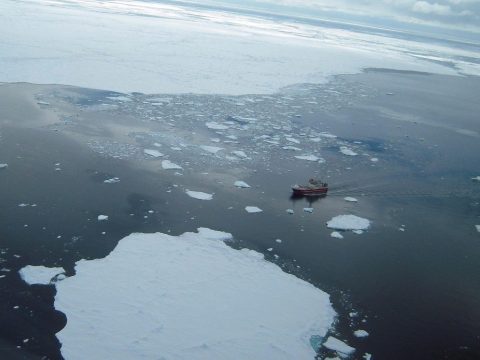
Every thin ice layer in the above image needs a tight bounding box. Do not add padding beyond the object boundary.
[54,228,335,359]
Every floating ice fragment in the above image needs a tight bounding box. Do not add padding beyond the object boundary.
[186,190,213,200]
[475,225,480,233]
[205,121,229,130]
[319,132,337,139]
[275,239,282,243]
[330,231,344,239]
[286,137,300,144]
[245,206,262,213]
[472,176,480,182]
[286,209,294,214]
[37,101,50,105]
[234,181,250,188]
[303,208,314,213]
[144,149,164,157]
[104,177,120,184]
[161,160,182,170]
[340,146,358,156]
[364,353,372,360]
[232,150,248,159]
[344,197,358,202]
[352,230,364,235]
[200,145,223,154]
[354,329,369,337]
[327,215,370,231]
[282,146,301,151]
[370,157,379,162]
[19,265,65,285]
[0,164,8,169]
[295,154,319,161]
[323,336,355,355]
[98,215,108,221]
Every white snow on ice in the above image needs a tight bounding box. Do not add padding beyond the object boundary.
[0,0,471,95]
[330,232,344,239]
[161,160,182,170]
[186,190,213,200]
[245,206,263,213]
[234,181,251,188]
[354,329,369,338]
[323,336,355,355]
[54,228,335,359]
[327,215,371,231]
[97,215,108,221]
[19,265,65,285]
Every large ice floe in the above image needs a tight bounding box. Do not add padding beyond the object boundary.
[327,215,371,231]
[19,265,65,285]
[54,228,336,359]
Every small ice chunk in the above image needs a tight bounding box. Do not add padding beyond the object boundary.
[472,176,480,182]
[475,225,480,233]
[19,265,65,285]
[354,329,369,337]
[200,145,223,154]
[286,209,294,214]
[295,155,319,161]
[245,206,262,213]
[282,146,301,151]
[186,190,213,201]
[352,230,364,235]
[0,163,8,169]
[234,181,251,188]
[286,137,300,144]
[144,149,164,158]
[340,146,358,156]
[104,177,120,184]
[205,121,229,130]
[153,142,162,147]
[98,215,109,221]
[370,157,379,162]
[323,336,355,355]
[364,353,372,360]
[267,247,273,252]
[344,197,358,202]
[162,160,182,170]
[330,231,344,239]
[303,208,313,213]
[37,101,50,105]
[327,215,370,231]
[196,227,233,242]
[232,150,248,159]
[275,239,282,243]
[18,203,29,207]
[319,132,337,139]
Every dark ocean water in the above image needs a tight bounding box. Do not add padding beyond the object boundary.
[0,71,479,359]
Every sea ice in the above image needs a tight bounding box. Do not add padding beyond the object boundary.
[344,197,358,202]
[354,329,369,337]
[330,231,344,239]
[327,215,371,231]
[97,215,108,221]
[104,177,120,184]
[286,209,294,214]
[200,145,223,154]
[370,157,379,162]
[54,228,335,359]
[303,208,314,213]
[340,146,358,156]
[472,176,480,182]
[286,137,300,144]
[475,225,480,233]
[245,206,263,213]
[282,146,301,151]
[234,181,251,188]
[185,190,213,200]
[161,160,182,170]
[205,122,229,130]
[0,163,8,169]
[323,336,355,355]
[232,150,248,159]
[19,265,65,285]
[295,155,320,161]
[144,149,164,158]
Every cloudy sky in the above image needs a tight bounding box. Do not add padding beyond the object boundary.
[191,0,480,41]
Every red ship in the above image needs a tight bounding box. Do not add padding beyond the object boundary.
[292,178,328,196]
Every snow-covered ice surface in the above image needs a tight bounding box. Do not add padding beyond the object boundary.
[54,228,336,359]
[234,181,250,188]
[245,206,263,213]
[143,149,164,158]
[330,231,344,239]
[354,329,369,338]
[97,215,108,221]
[161,160,182,170]
[327,215,371,231]
[19,265,65,285]
[185,190,213,200]
[322,336,356,356]
[339,146,358,156]
[0,0,476,95]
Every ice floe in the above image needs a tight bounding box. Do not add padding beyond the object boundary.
[19,265,65,285]
[344,197,358,202]
[282,145,301,151]
[161,160,182,170]
[330,231,344,239]
[54,228,335,359]
[245,206,263,213]
[340,146,358,156]
[475,225,480,233]
[144,149,164,158]
[205,121,229,130]
[295,154,320,162]
[370,157,379,162]
[232,150,248,159]
[286,209,294,214]
[234,181,250,188]
[322,336,355,356]
[200,145,223,154]
[354,329,369,337]
[472,176,480,182]
[303,208,314,213]
[97,215,108,221]
[185,190,213,200]
[0,163,8,169]
[327,215,371,231]
[104,177,120,184]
